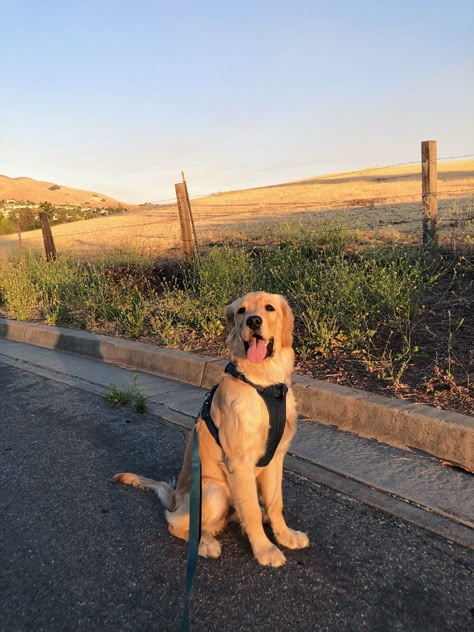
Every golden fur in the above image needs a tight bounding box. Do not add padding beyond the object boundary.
[113,291,309,566]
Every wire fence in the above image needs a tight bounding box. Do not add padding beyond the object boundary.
[9,200,473,243]
[1,150,473,259]
[147,152,474,202]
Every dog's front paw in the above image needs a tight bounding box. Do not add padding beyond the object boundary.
[254,543,286,567]
[275,528,310,550]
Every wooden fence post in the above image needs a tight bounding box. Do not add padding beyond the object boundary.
[175,180,196,261]
[421,140,438,261]
[181,172,199,260]
[16,223,25,262]
[39,212,57,261]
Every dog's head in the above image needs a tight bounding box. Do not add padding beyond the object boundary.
[225,292,294,363]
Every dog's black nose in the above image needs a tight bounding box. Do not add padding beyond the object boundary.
[246,315,262,330]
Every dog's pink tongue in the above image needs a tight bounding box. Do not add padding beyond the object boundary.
[247,338,268,363]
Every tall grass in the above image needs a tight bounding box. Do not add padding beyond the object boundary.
[0,224,439,385]
[0,259,38,320]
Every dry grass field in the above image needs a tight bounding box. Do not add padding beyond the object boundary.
[0,160,473,259]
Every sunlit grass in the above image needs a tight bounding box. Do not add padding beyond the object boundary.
[0,218,446,386]
[104,376,147,414]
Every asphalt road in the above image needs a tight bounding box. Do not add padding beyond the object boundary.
[1,363,473,632]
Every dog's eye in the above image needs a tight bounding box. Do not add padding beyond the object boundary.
[265,304,275,312]
[237,307,245,314]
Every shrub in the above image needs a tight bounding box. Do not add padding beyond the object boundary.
[189,245,258,313]
[0,260,38,320]
[78,262,154,338]
[0,216,16,235]
[26,256,84,325]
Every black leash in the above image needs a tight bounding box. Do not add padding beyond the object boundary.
[180,425,201,632]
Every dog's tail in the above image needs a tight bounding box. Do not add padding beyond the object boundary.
[112,472,176,511]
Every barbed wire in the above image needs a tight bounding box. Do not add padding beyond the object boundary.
[143,153,474,203]
[438,153,474,161]
[13,219,179,242]
[192,211,474,234]
[4,213,472,257]
[192,188,474,211]
[303,153,474,181]
[4,186,473,243]
[1,152,473,252]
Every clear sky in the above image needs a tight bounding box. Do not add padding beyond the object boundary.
[2,0,473,203]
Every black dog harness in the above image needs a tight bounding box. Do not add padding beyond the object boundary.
[199,362,288,467]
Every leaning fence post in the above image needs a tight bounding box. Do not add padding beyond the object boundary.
[39,212,57,261]
[175,178,197,261]
[181,172,200,260]
[16,223,25,262]
[421,140,438,262]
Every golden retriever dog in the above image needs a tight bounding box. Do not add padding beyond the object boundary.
[113,291,309,567]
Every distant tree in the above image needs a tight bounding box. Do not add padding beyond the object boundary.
[0,216,16,235]
[39,201,55,214]
[17,207,39,231]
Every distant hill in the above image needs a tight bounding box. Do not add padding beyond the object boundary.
[0,174,123,207]
[189,159,474,214]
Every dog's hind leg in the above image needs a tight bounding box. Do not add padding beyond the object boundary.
[167,480,228,558]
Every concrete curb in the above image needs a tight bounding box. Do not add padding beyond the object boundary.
[1,318,473,471]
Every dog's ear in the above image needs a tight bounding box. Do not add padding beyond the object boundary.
[225,299,238,331]
[279,296,294,348]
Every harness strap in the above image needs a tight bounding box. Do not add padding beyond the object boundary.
[224,361,265,393]
[255,381,287,466]
[200,384,221,447]
[200,362,288,467]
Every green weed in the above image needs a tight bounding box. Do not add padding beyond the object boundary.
[134,392,147,414]
[28,256,84,325]
[78,262,154,337]
[104,376,147,414]
[0,223,445,388]
[0,259,38,320]
[189,245,258,312]
[105,383,134,406]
